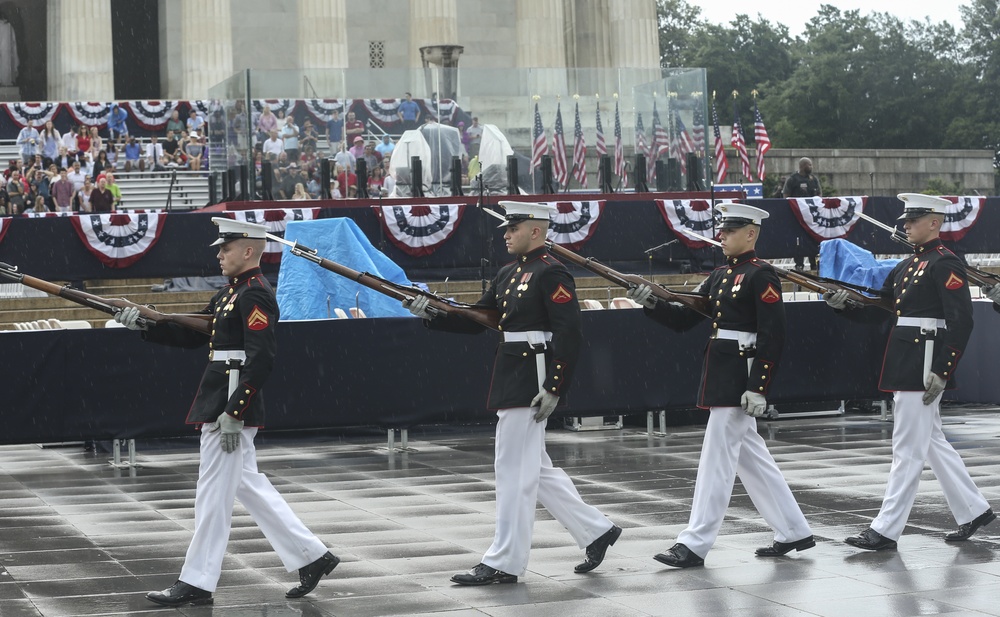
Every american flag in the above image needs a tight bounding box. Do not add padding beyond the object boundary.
[530,102,547,174]
[651,102,670,165]
[552,103,568,188]
[674,110,696,160]
[731,101,753,182]
[634,112,649,162]
[613,99,626,187]
[595,101,606,157]
[691,103,706,152]
[572,102,587,187]
[711,100,728,184]
[753,101,771,181]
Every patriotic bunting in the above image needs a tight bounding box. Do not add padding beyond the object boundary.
[379,204,465,257]
[70,213,167,268]
[656,199,733,249]
[66,102,113,127]
[787,197,866,242]
[545,200,605,251]
[939,196,986,242]
[126,101,179,129]
[301,99,351,124]
[4,102,59,128]
[230,208,320,263]
[0,217,8,246]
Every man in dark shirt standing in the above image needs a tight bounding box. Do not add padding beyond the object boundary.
[783,157,822,270]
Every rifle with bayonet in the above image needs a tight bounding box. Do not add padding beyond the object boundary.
[675,227,894,312]
[543,240,711,317]
[267,234,500,331]
[0,262,212,333]
[856,210,1000,289]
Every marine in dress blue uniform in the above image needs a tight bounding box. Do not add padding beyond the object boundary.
[629,203,813,567]
[405,201,620,585]
[116,218,339,606]
[826,194,994,550]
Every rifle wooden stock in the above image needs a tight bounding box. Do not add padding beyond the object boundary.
[283,244,500,331]
[0,262,211,334]
[545,241,711,317]
[771,265,893,312]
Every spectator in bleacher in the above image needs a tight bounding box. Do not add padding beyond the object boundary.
[87,127,103,161]
[3,159,16,181]
[60,126,78,160]
[257,106,278,141]
[67,160,87,192]
[104,172,122,209]
[40,121,61,165]
[300,119,318,152]
[186,109,205,133]
[252,150,263,175]
[51,168,74,212]
[362,141,380,172]
[167,151,187,169]
[76,126,91,161]
[144,134,164,171]
[375,135,394,158]
[30,168,51,210]
[91,150,112,181]
[280,116,300,163]
[277,163,298,200]
[368,166,384,195]
[0,192,8,216]
[185,131,204,171]
[291,182,310,200]
[54,146,73,171]
[107,103,128,142]
[89,176,114,212]
[105,141,119,170]
[465,117,483,156]
[163,129,179,157]
[329,178,342,199]
[166,109,185,135]
[333,141,355,174]
[5,168,25,213]
[349,135,365,159]
[262,130,283,160]
[382,167,395,196]
[326,109,343,154]
[335,163,357,199]
[75,177,94,212]
[122,136,140,172]
[26,195,47,214]
[299,144,317,172]
[344,111,364,145]
[306,172,321,198]
[397,92,421,132]
[16,120,39,165]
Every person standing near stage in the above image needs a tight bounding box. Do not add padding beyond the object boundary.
[404,201,621,585]
[115,218,339,606]
[628,203,813,568]
[825,193,994,551]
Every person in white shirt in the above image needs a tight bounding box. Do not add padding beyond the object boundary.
[66,160,87,192]
[262,130,284,159]
[145,135,165,171]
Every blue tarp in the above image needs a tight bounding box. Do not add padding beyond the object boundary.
[819,238,901,291]
[276,218,414,320]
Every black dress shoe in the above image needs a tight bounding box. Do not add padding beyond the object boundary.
[653,543,704,568]
[844,527,897,551]
[755,535,816,557]
[450,563,518,586]
[286,551,340,598]
[946,508,996,542]
[575,525,623,573]
[146,580,212,607]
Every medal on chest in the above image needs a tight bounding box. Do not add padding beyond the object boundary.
[516,271,533,292]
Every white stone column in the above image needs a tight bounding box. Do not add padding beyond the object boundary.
[180,0,233,100]
[566,0,615,97]
[516,0,567,95]
[409,0,459,68]
[298,0,347,96]
[47,0,114,101]
[609,0,660,69]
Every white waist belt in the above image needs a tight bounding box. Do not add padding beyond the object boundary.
[713,328,757,349]
[896,317,946,331]
[503,331,553,344]
[209,350,246,362]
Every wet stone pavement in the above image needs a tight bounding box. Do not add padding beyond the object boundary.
[1,408,999,617]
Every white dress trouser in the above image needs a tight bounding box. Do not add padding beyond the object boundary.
[179,425,329,592]
[481,407,613,577]
[676,407,812,558]
[870,391,990,540]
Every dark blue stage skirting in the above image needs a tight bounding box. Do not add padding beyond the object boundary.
[2,196,999,282]
[3,302,999,444]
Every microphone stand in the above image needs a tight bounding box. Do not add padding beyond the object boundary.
[645,238,679,279]
[477,175,488,293]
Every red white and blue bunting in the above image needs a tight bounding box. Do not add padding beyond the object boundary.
[4,102,59,128]
[229,208,320,263]
[65,102,114,127]
[940,196,985,242]
[545,200,605,251]
[788,196,866,242]
[655,199,733,249]
[252,99,296,117]
[360,99,404,124]
[189,100,216,118]
[126,101,179,129]
[302,99,351,124]
[0,217,8,246]
[379,204,465,257]
[70,213,167,268]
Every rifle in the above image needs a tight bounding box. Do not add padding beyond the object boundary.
[267,234,500,331]
[544,240,711,317]
[675,228,893,312]
[856,211,1000,289]
[0,262,212,333]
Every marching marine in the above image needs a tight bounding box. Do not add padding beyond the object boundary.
[629,203,814,568]
[825,194,994,550]
[405,201,621,585]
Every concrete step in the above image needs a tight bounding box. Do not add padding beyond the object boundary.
[1,301,209,324]
[4,291,215,311]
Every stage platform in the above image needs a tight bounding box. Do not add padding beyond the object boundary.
[0,409,998,616]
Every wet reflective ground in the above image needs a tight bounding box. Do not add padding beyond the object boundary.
[1,409,998,616]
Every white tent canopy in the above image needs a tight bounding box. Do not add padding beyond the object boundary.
[387,130,433,197]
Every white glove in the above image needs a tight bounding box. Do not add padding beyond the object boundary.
[823,289,849,310]
[114,306,147,330]
[984,285,1000,305]
[923,372,946,405]
[403,295,434,319]
[740,390,767,417]
[530,390,560,423]
[627,284,658,309]
[217,412,244,453]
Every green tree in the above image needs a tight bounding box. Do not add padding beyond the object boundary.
[656,0,704,67]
